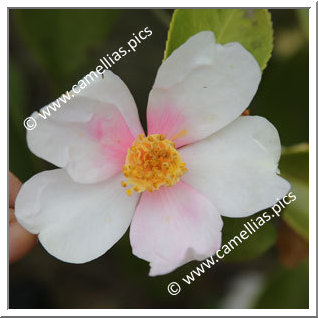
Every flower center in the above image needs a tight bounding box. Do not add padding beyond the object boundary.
[122,134,187,196]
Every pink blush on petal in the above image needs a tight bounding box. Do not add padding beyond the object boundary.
[147,104,185,137]
[86,108,135,167]
[147,105,190,148]
[129,180,223,276]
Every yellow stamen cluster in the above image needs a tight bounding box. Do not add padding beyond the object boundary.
[122,134,187,195]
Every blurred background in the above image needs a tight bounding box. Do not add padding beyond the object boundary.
[9,9,309,309]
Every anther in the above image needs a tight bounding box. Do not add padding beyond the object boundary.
[122,134,187,195]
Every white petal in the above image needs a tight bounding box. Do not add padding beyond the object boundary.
[147,31,261,148]
[180,116,291,218]
[75,71,143,137]
[15,169,139,263]
[27,71,143,184]
[130,181,223,276]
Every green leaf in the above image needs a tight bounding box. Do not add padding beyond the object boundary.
[164,9,273,71]
[13,9,119,91]
[221,211,277,262]
[254,260,309,309]
[279,144,309,240]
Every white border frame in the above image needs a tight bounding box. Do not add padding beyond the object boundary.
[3,1,316,316]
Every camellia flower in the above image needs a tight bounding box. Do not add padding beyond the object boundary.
[15,31,290,276]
